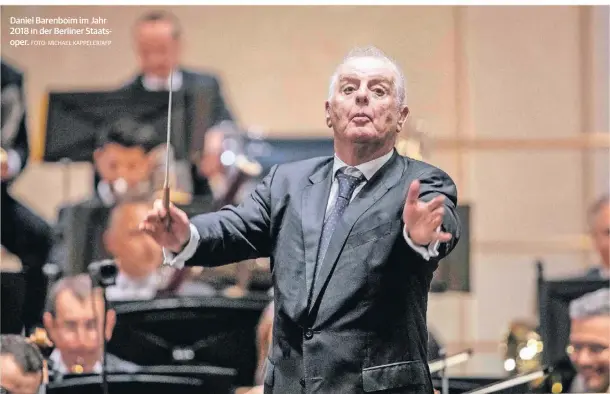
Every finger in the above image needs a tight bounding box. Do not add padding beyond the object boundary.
[405,180,420,206]
[433,231,452,242]
[425,195,445,212]
[430,206,444,218]
[169,204,188,223]
[153,199,166,217]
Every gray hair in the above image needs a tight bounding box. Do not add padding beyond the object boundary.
[45,274,95,316]
[328,45,406,107]
[0,334,44,374]
[569,288,610,319]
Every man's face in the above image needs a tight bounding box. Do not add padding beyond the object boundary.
[325,56,408,151]
[0,355,41,394]
[569,316,610,392]
[134,20,179,79]
[105,204,162,279]
[94,143,151,190]
[591,204,610,269]
[43,290,115,373]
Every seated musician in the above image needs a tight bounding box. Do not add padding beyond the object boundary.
[197,128,261,298]
[586,194,609,279]
[566,288,609,393]
[47,118,178,276]
[104,199,215,301]
[0,334,45,394]
[42,274,138,379]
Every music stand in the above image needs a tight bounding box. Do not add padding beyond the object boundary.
[43,89,190,163]
[537,273,609,366]
[46,373,206,394]
[107,296,270,387]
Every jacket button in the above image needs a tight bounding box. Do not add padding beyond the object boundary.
[299,378,305,387]
[304,328,314,340]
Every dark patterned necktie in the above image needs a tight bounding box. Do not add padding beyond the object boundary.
[313,166,365,284]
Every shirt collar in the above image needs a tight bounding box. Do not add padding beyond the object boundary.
[49,349,102,375]
[332,149,394,181]
[142,70,183,91]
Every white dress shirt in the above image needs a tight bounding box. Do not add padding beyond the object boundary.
[49,349,102,375]
[105,271,159,301]
[141,70,183,92]
[164,150,441,268]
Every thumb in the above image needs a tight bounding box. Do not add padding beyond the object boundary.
[406,180,420,206]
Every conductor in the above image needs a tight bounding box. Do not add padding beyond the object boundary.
[141,46,461,394]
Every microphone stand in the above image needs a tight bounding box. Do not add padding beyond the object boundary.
[428,349,473,394]
[88,260,117,394]
[439,349,448,394]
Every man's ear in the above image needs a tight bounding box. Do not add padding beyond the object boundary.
[105,309,116,341]
[396,105,410,133]
[325,101,332,128]
[102,228,114,256]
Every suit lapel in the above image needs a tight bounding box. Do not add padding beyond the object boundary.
[309,151,405,314]
[301,160,334,307]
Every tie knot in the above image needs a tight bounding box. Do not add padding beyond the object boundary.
[336,167,364,200]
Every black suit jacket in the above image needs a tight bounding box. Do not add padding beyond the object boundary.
[183,150,460,394]
[1,60,29,190]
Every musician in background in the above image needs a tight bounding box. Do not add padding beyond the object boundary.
[1,59,52,335]
[586,194,609,279]
[123,10,235,197]
[566,288,610,393]
[42,275,138,379]
[103,200,215,301]
[198,127,260,298]
[47,118,176,277]
[0,334,45,394]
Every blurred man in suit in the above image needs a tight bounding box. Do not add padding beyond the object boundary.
[141,46,460,394]
[0,334,45,394]
[586,194,609,279]
[42,275,138,379]
[1,60,52,335]
[124,10,235,197]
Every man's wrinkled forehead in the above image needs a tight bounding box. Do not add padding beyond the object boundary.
[336,57,397,85]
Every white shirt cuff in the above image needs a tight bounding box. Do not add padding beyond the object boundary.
[162,223,201,269]
[6,149,22,179]
[403,225,440,261]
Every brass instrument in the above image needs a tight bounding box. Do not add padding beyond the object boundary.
[395,117,427,160]
[500,320,544,377]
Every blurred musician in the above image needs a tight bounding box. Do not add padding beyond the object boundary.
[198,127,260,298]
[42,275,138,379]
[123,10,236,197]
[1,60,52,335]
[103,200,215,301]
[47,118,176,277]
[536,288,610,393]
[567,289,610,393]
[0,334,45,394]
[586,194,609,279]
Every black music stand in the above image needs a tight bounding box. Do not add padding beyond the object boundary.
[107,296,270,387]
[537,269,609,366]
[46,373,206,394]
[43,89,190,163]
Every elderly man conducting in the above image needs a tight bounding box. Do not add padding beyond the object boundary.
[566,288,610,393]
[141,46,461,394]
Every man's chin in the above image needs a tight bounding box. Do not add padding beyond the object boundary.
[584,376,609,393]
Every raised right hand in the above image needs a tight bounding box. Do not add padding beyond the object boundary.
[139,199,191,253]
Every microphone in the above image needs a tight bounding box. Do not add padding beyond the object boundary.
[88,259,118,288]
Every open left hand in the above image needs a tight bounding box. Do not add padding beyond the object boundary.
[403,179,452,246]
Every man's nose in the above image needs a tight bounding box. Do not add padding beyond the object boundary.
[575,349,595,366]
[355,86,369,105]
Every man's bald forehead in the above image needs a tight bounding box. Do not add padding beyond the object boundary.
[108,201,150,229]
